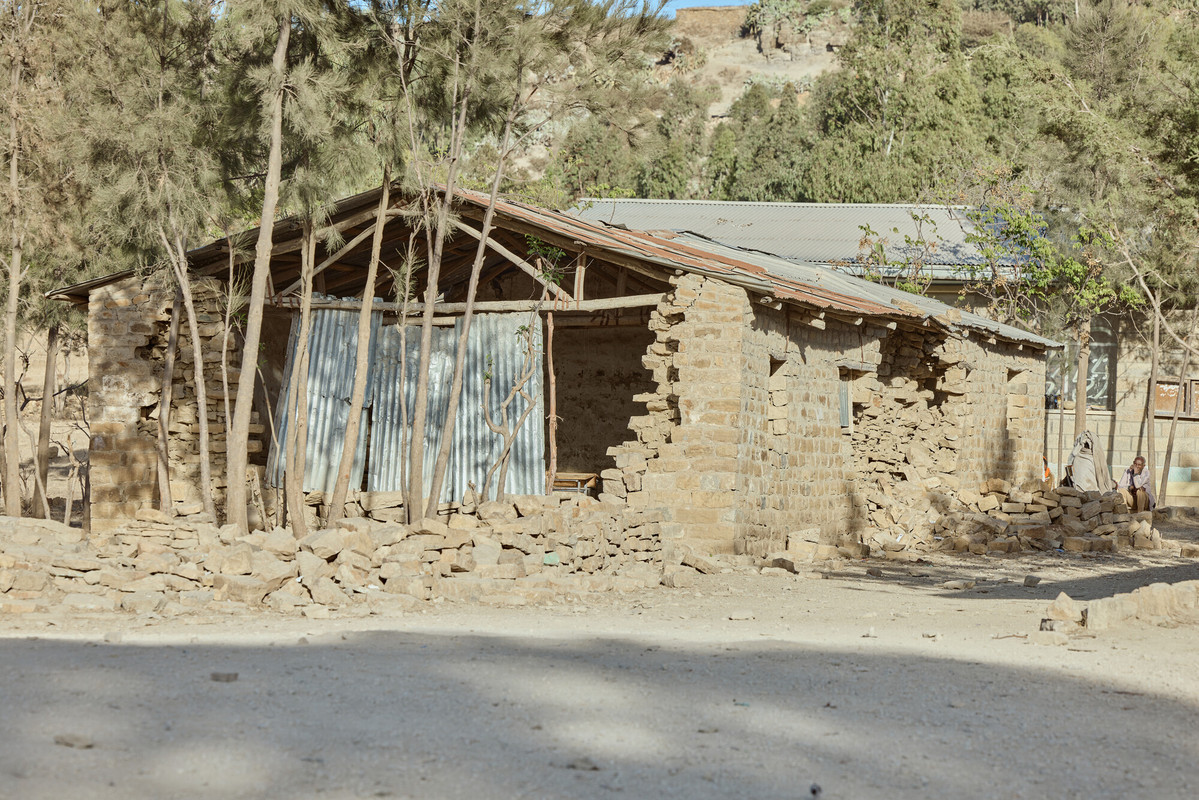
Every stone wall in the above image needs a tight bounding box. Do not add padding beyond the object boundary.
[607,275,862,554]
[846,325,1046,553]
[553,325,656,474]
[88,277,257,532]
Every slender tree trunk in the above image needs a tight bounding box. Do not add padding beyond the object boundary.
[226,14,290,532]
[220,229,235,454]
[284,223,316,538]
[396,240,415,519]
[1056,346,1066,481]
[31,322,57,518]
[406,151,468,519]
[1073,317,1091,438]
[424,90,520,519]
[1146,314,1159,491]
[1160,311,1199,506]
[4,43,24,517]
[406,20,478,523]
[170,237,216,519]
[156,296,182,514]
[327,177,390,523]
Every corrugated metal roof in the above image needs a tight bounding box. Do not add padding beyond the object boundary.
[673,234,1060,349]
[571,198,1000,276]
[49,185,1056,347]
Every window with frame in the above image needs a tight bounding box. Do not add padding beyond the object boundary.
[1045,317,1117,411]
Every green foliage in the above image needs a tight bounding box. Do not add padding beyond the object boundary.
[525,235,567,286]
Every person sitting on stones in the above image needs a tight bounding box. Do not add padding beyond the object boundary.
[1117,455,1156,512]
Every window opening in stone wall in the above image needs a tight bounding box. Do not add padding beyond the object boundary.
[838,375,851,431]
[1045,316,1117,411]
[768,357,788,444]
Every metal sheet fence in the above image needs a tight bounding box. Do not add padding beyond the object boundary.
[268,308,545,505]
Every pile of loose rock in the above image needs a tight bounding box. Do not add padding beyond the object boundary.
[1,495,690,617]
[856,476,1163,558]
[943,479,1161,554]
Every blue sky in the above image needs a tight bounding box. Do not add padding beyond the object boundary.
[662,0,755,18]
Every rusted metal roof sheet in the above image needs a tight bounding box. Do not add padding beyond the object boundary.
[49,184,1055,347]
[452,188,914,322]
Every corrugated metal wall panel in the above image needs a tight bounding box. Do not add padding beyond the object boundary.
[443,313,545,502]
[269,308,545,505]
[267,304,381,495]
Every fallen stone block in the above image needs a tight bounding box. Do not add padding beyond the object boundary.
[218,544,255,576]
[61,593,118,612]
[476,501,519,524]
[120,591,167,614]
[1046,591,1084,623]
[301,529,348,560]
[1084,594,1137,631]
[681,550,719,575]
[266,586,312,611]
[308,576,349,607]
[1029,630,1069,646]
[382,576,430,600]
[212,574,270,605]
[261,527,299,557]
[296,550,335,581]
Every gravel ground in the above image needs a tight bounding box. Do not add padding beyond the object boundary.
[2,530,1198,800]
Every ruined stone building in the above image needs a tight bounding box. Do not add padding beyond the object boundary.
[576,198,1199,508]
[52,187,1055,554]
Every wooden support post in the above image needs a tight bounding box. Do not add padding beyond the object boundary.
[546,310,557,495]
[574,254,587,307]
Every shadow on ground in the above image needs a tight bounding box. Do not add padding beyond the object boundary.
[0,627,1194,800]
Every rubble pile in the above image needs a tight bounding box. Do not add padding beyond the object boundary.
[0,495,677,617]
[855,477,1163,558]
[942,479,1162,554]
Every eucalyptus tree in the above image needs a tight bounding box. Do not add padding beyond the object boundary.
[220,1,379,531]
[797,0,985,202]
[1,0,88,517]
[351,1,669,521]
[69,0,230,518]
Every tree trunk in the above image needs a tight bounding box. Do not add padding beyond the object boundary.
[327,177,390,523]
[31,322,58,518]
[220,228,236,458]
[284,223,316,538]
[226,14,290,532]
[424,89,520,518]
[1160,311,1199,506]
[1145,313,1159,493]
[405,29,479,522]
[1073,317,1091,438]
[156,296,182,514]
[172,237,216,520]
[1056,348,1066,481]
[4,43,24,517]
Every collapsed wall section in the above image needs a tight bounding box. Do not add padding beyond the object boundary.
[847,324,1049,554]
[88,277,257,532]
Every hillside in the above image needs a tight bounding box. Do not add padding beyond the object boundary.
[671,3,847,117]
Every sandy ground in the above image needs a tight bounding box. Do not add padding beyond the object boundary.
[2,526,1198,800]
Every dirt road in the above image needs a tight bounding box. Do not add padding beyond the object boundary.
[2,540,1197,800]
